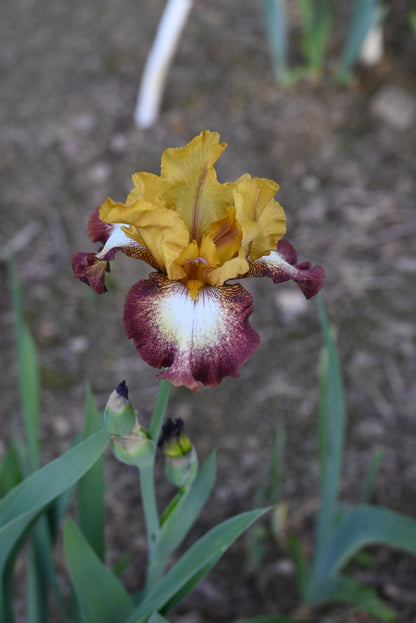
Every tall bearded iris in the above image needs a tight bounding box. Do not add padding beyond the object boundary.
[72,131,324,391]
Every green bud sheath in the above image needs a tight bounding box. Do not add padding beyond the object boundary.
[110,424,155,469]
[104,380,137,436]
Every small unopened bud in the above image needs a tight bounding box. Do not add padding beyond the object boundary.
[110,423,155,469]
[158,418,197,487]
[104,380,136,436]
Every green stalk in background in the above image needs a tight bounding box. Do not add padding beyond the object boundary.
[337,0,384,83]
[296,0,332,76]
[261,0,292,86]
[411,0,416,36]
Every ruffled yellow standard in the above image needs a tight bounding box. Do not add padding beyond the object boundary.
[72,130,324,391]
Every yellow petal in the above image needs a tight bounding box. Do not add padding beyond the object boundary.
[99,197,149,225]
[126,171,164,207]
[131,206,190,277]
[234,175,286,260]
[204,255,249,287]
[160,130,234,240]
[208,206,242,264]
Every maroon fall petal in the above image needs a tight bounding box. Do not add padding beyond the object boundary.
[123,272,261,391]
[249,239,325,299]
[71,252,109,294]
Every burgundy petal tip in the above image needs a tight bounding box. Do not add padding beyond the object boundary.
[296,265,325,299]
[250,238,325,300]
[88,206,113,243]
[71,251,109,294]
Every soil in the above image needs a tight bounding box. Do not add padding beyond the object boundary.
[1,1,416,622]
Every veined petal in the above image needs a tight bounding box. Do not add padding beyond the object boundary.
[123,273,260,391]
[160,130,234,240]
[126,171,164,206]
[99,197,153,234]
[234,175,286,260]
[249,239,325,299]
[129,206,191,278]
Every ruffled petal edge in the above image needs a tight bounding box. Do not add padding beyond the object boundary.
[249,239,325,299]
[72,208,159,293]
[123,273,260,391]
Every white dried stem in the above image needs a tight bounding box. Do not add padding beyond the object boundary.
[134,0,194,129]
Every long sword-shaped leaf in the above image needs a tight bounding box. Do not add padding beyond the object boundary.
[317,574,395,622]
[314,295,345,554]
[338,0,382,81]
[77,387,105,560]
[154,451,216,562]
[313,504,416,581]
[261,0,291,86]
[126,508,270,623]
[64,519,134,623]
[0,429,108,574]
[8,256,40,471]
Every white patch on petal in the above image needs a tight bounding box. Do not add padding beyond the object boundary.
[97,224,144,258]
[124,273,260,390]
[157,284,222,349]
[259,250,293,272]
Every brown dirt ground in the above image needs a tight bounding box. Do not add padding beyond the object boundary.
[1,1,416,621]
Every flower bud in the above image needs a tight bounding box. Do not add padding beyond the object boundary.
[104,380,136,436]
[104,381,155,468]
[158,418,197,487]
[110,423,155,469]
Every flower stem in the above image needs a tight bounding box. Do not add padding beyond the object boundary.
[149,379,172,442]
[141,379,172,590]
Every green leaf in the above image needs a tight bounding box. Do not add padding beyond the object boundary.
[0,440,24,497]
[261,0,291,86]
[320,574,395,622]
[314,504,416,580]
[235,617,298,623]
[315,295,345,554]
[287,535,309,601]
[297,0,332,72]
[125,508,270,623]
[338,0,383,80]
[155,451,216,562]
[148,614,171,623]
[77,387,106,560]
[0,429,108,575]
[411,0,416,36]
[27,515,69,623]
[8,256,40,471]
[361,446,385,503]
[64,519,134,623]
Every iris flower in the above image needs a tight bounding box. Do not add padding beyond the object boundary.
[72,131,324,391]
